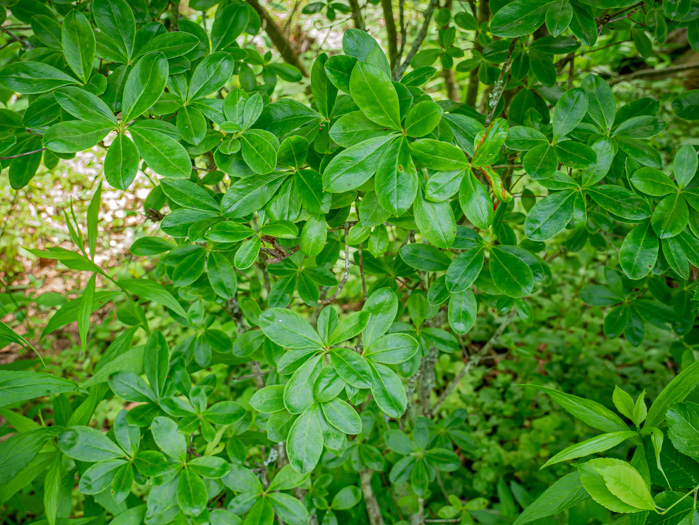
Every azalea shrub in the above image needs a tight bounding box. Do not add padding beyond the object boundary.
[0,0,698,523]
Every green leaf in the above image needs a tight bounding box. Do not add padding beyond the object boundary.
[580,285,624,306]
[220,172,288,218]
[241,129,279,174]
[44,121,113,154]
[513,472,590,525]
[210,2,249,51]
[295,169,330,215]
[144,331,169,400]
[122,52,168,122]
[177,467,208,516]
[330,312,370,345]
[524,190,576,241]
[555,141,597,169]
[404,100,444,137]
[130,127,191,179]
[207,252,238,300]
[332,486,362,510]
[582,74,615,130]
[348,61,400,129]
[666,402,699,458]
[259,308,324,349]
[414,188,456,249]
[0,62,80,94]
[651,193,688,239]
[491,0,552,37]
[542,431,638,469]
[59,426,125,462]
[675,144,698,189]
[136,32,199,59]
[152,416,187,461]
[93,0,136,60]
[630,167,677,196]
[324,55,357,93]
[331,347,372,389]
[322,398,362,434]
[400,243,451,272]
[105,133,140,190]
[368,360,407,418]
[312,53,338,120]
[362,288,399,346]
[301,215,327,257]
[523,144,558,180]
[323,135,395,192]
[62,10,95,83]
[620,221,659,279]
[78,274,96,351]
[587,185,652,221]
[277,135,310,170]
[446,246,485,293]
[459,170,493,229]
[287,406,324,474]
[409,139,470,171]
[647,359,699,428]
[546,0,573,37]
[329,111,394,148]
[0,371,79,407]
[269,492,310,525]
[472,118,508,167]
[54,87,117,126]
[448,289,478,334]
[250,385,286,413]
[364,333,419,364]
[375,137,419,216]
[161,179,219,212]
[489,245,534,298]
[119,278,187,318]
[187,52,235,101]
[528,385,630,433]
[176,105,207,145]
[553,88,588,140]
[579,459,650,513]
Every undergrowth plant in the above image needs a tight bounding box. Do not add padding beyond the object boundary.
[0,0,698,523]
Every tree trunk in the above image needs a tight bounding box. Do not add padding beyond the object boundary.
[348,0,365,30]
[381,0,398,69]
[245,0,309,77]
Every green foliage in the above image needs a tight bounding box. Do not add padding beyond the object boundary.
[0,0,698,523]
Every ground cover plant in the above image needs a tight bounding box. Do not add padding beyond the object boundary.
[0,0,698,523]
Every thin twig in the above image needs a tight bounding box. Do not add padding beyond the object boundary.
[358,243,367,300]
[319,228,350,305]
[0,148,46,160]
[610,62,699,85]
[430,309,516,416]
[393,0,439,79]
[484,38,517,126]
[0,26,31,48]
